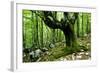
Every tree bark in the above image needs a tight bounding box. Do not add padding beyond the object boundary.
[63,24,77,47]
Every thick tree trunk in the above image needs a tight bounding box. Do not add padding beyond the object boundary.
[63,25,77,47]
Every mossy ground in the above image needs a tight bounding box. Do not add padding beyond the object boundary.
[39,34,91,61]
[23,34,91,62]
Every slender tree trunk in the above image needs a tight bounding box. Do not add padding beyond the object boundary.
[52,12,57,44]
[22,10,25,48]
[46,26,49,47]
[36,11,39,47]
[82,13,84,37]
[77,13,80,37]
[87,14,88,34]
[31,11,34,48]
[41,19,43,48]
[89,14,91,33]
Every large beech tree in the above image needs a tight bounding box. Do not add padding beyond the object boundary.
[34,11,78,47]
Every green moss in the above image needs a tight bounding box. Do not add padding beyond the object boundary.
[40,43,90,61]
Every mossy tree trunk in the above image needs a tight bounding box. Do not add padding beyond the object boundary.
[35,11,78,48]
[63,25,76,47]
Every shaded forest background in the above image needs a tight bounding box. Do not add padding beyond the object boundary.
[22,10,91,62]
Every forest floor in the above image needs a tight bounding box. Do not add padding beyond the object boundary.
[39,34,91,61]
